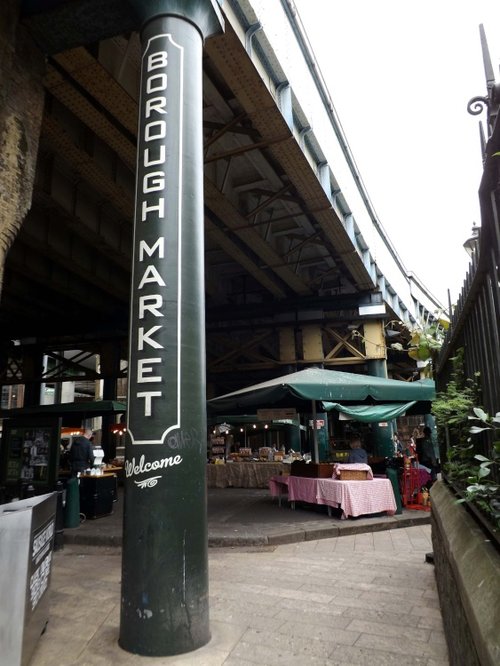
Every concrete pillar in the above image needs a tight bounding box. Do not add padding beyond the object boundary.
[120,1,223,657]
[0,1,45,294]
[302,324,324,362]
[279,327,296,364]
[363,320,386,361]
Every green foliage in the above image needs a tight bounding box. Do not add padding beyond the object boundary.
[433,377,479,436]
[407,320,447,363]
[390,316,447,377]
[433,349,480,447]
[462,412,500,529]
[434,349,499,530]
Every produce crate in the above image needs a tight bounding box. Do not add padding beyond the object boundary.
[290,461,334,478]
[338,469,368,481]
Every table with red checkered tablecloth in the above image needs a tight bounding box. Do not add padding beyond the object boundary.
[269,475,397,519]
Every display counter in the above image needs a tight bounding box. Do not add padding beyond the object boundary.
[207,462,287,488]
[104,464,124,485]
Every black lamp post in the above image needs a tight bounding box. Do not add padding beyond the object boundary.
[463,223,480,258]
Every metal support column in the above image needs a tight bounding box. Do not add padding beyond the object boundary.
[100,343,121,461]
[21,345,44,407]
[120,1,223,657]
[364,320,393,457]
[367,359,394,457]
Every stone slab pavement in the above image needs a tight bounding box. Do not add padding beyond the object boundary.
[62,487,432,548]
[30,524,448,666]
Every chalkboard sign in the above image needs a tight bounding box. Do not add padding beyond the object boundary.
[0,417,61,496]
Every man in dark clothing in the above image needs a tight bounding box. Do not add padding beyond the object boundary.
[69,429,95,475]
[419,426,439,482]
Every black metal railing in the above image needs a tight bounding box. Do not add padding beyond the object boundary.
[435,29,500,541]
[437,186,500,415]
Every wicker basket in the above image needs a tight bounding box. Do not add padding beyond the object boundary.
[338,469,368,481]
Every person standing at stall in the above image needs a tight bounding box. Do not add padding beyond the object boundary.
[347,435,368,464]
[69,429,95,476]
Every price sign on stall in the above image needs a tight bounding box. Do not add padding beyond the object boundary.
[308,419,325,429]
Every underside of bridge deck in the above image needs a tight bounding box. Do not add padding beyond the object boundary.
[0,0,417,397]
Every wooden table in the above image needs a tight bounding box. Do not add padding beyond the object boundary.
[269,475,397,519]
[206,462,287,488]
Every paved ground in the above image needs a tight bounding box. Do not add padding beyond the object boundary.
[63,487,432,548]
[30,525,448,665]
[27,489,447,665]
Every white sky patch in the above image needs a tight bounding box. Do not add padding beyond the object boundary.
[253,0,500,306]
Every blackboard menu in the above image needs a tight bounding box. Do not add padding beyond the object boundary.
[0,417,61,495]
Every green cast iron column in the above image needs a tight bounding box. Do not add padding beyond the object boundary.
[316,413,329,461]
[367,359,394,457]
[119,1,223,657]
[284,422,301,451]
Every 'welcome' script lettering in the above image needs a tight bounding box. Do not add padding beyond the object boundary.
[125,454,183,478]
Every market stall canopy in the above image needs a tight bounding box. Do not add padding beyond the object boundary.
[322,401,417,423]
[0,400,127,419]
[207,367,435,413]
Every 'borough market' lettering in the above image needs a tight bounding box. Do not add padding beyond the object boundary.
[134,47,170,420]
[128,34,184,444]
[135,236,166,418]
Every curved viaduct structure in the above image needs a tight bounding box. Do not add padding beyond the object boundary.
[0,1,448,656]
[0,0,442,402]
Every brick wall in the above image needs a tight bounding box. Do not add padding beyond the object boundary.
[0,0,45,292]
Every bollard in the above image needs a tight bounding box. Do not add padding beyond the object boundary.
[54,481,65,550]
[63,477,80,528]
